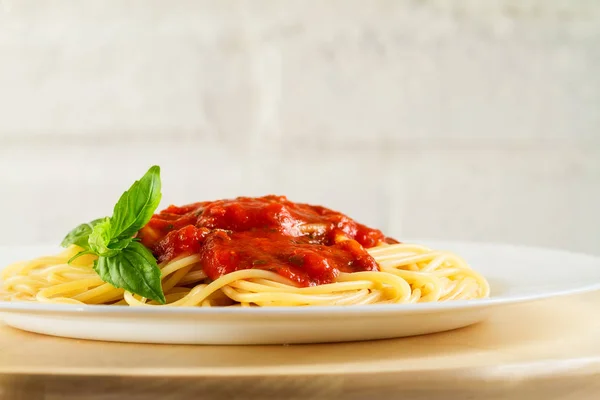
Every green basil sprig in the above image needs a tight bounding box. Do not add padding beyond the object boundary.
[60,218,105,249]
[61,166,165,304]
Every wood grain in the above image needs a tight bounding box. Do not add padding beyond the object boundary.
[1,292,600,399]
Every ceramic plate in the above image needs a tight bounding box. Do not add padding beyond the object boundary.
[1,241,600,345]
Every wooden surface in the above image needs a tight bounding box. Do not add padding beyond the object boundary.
[1,292,600,399]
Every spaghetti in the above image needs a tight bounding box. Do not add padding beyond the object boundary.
[0,168,490,307]
[1,242,489,307]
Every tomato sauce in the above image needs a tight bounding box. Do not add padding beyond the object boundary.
[138,195,398,286]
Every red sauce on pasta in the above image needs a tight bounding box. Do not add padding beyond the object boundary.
[138,196,398,286]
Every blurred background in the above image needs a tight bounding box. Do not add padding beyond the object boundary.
[0,0,598,254]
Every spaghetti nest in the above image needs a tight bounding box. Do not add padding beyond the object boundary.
[1,243,489,307]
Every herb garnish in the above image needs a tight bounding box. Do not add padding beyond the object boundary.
[61,166,165,303]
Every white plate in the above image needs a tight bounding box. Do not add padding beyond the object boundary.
[1,241,600,345]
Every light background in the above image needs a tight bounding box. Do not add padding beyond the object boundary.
[0,0,598,254]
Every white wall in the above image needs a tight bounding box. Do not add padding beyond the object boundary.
[0,0,599,254]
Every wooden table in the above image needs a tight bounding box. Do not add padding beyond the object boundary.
[1,292,599,400]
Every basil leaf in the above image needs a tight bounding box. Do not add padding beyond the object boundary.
[61,218,105,249]
[109,165,162,240]
[94,241,165,304]
[61,166,165,303]
[108,237,134,251]
[90,219,135,257]
[88,218,116,256]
